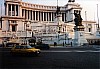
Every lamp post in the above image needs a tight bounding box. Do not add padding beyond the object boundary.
[65,33,66,45]
[24,22,27,39]
[65,26,67,45]
[97,4,99,29]
[24,21,28,45]
[58,21,61,45]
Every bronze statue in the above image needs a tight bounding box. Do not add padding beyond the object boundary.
[74,12,83,26]
[56,6,61,15]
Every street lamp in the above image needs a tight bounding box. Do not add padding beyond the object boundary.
[24,21,28,45]
[65,33,66,44]
[24,22,27,39]
[57,22,61,44]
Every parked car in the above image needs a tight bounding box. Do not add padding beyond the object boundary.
[11,45,41,56]
[34,44,50,50]
[29,43,36,47]
[93,45,100,50]
[6,42,19,47]
[0,44,3,47]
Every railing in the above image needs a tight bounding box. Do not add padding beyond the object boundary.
[0,31,32,38]
[10,22,18,25]
[34,33,66,37]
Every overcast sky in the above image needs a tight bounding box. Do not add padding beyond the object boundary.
[0,0,100,23]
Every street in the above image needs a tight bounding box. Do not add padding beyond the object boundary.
[0,47,100,69]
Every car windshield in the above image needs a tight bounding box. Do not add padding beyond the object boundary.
[15,46,20,49]
[20,46,24,49]
[15,45,32,49]
[26,46,32,49]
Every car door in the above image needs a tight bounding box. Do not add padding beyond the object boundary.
[22,46,27,53]
[20,46,29,53]
[19,46,25,53]
[14,46,20,53]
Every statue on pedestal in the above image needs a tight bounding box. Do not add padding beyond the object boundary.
[56,6,61,15]
[74,12,83,26]
[73,11,88,46]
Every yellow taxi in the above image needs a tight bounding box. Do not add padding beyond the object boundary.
[11,45,41,56]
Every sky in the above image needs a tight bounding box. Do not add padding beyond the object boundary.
[0,0,100,24]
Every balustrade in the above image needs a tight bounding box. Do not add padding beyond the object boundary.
[0,31,32,38]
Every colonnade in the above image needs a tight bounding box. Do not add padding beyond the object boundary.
[6,4,19,16]
[5,3,67,22]
[22,9,67,22]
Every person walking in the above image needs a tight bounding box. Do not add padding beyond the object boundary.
[54,42,57,47]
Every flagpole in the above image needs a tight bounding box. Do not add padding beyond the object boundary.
[97,4,99,29]
[57,0,58,6]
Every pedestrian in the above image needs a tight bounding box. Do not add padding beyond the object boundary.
[54,42,57,47]
[63,42,64,46]
[71,42,72,47]
[3,41,6,48]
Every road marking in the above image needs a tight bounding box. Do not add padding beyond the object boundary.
[0,51,10,52]
[0,50,100,53]
[42,51,73,52]
[74,50,100,52]
[42,50,100,52]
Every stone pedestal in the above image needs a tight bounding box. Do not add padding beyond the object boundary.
[73,26,88,46]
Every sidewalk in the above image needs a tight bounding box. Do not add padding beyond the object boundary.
[0,45,98,49]
[50,45,95,49]
[0,46,12,49]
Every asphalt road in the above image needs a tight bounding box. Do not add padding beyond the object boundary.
[0,47,100,69]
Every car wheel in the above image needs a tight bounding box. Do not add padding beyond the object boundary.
[10,52,15,56]
[35,52,40,56]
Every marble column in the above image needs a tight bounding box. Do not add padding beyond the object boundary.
[15,5,16,16]
[11,4,12,16]
[6,4,8,16]
[18,5,20,16]
[38,11,39,21]
[23,9,25,18]
[40,12,42,21]
[46,12,47,21]
[64,13,65,22]
[18,5,21,17]
[20,5,22,17]
[35,11,36,21]
[26,10,28,19]
[43,12,44,21]
[9,21,12,31]
[51,12,52,22]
